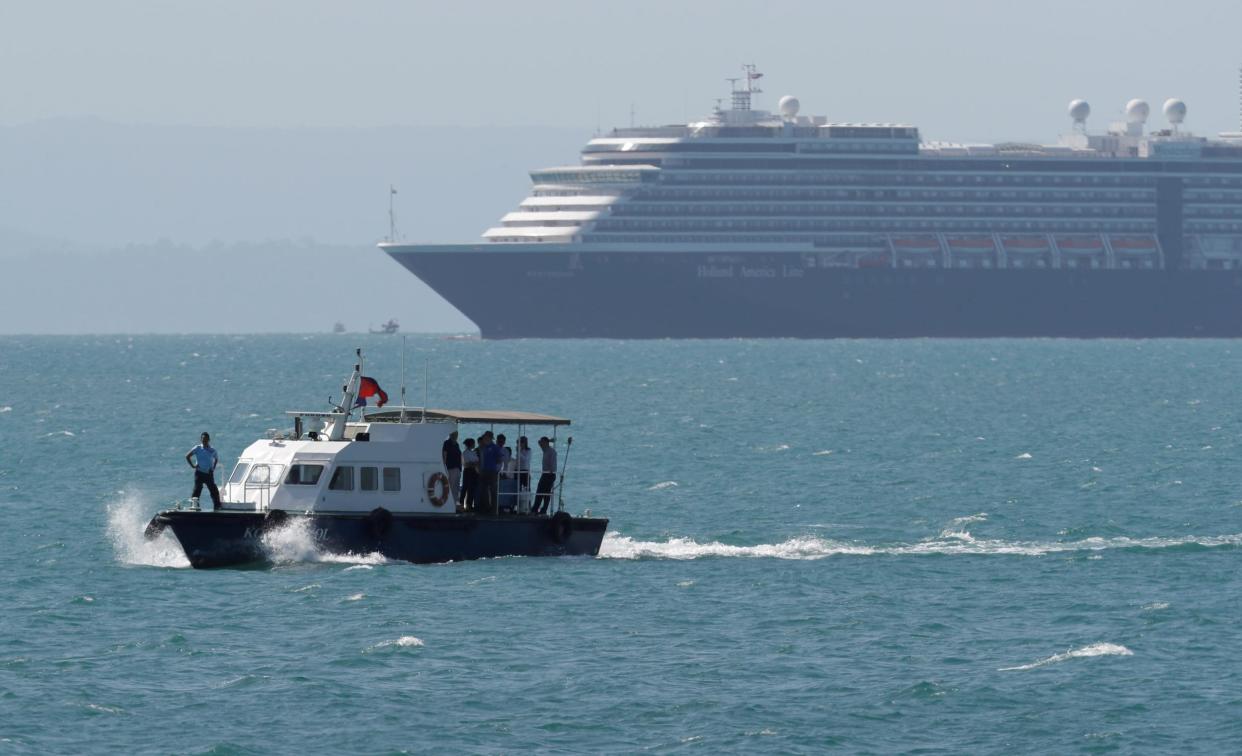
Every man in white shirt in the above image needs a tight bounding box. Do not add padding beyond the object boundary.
[532,436,558,515]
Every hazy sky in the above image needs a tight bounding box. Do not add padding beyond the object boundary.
[4,0,1242,139]
[5,0,1242,333]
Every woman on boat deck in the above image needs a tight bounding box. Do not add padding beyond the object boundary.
[184,432,221,510]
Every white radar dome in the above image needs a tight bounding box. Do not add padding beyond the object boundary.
[1068,99,1091,124]
[779,95,801,118]
[1163,98,1187,125]
[1125,99,1150,123]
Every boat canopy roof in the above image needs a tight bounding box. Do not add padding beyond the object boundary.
[363,408,571,427]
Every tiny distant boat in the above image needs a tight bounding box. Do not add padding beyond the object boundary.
[144,350,607,568]
[332,322,346,334]
[370,319,399,335]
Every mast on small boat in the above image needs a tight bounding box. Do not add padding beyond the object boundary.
[326,348,363,441]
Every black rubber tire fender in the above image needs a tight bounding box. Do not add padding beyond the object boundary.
[368,507,393,540]
[262,508,289,532]
[549,511,573,545]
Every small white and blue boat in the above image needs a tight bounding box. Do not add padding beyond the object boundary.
[145,351,607,568]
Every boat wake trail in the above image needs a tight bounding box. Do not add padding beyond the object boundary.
[1000,643,1133,671]
[106,493,190,568]
[598,531,1242,561]
[260,518,395,567]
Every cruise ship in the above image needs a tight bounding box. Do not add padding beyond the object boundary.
[382,66,1242,338]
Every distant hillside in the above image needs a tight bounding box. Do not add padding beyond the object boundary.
[0,119,596,333]
[0,118,592,246]
[0,239,475,334]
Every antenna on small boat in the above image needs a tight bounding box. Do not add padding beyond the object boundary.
[557,436,573,513]
[400,335,408,423]
[422,360,429,422]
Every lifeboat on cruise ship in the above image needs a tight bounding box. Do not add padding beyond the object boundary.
[890,236,940,252]
[999,236,1053,267]
[1055,235,1107,267]
[1109,235,1161,268]
[1001,235,1051,252]
[1109,235,1159,253]
[889,236,940,267]
[1055,235,1106,254]
[857,252,891,268]
[945,236,995,251]
[945,236,997,267]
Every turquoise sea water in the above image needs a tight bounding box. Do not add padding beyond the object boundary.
[2,335,1242,753]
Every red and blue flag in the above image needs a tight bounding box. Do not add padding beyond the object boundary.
[354,376,388,408]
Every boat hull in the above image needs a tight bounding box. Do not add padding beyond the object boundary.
[147,510,609,569]
[387,247,1242,338]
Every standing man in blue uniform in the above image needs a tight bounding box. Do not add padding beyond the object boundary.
[478,431,501,515]
[185,432,221,511]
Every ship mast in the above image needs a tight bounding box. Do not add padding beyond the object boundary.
[730,64,763,111]
[327,349,364,441]
[388,185,398,242]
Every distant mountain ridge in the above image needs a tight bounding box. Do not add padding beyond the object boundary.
[0,238,475,334]
[0,118,591,247]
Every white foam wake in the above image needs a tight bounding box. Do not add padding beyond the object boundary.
[599,533,874,560]
[597,531,1242,561]
[366,636,424,652]
[260,517,395,567]
[106,493,190,568]
[1000,643,1133,671]
[647,481,679,491]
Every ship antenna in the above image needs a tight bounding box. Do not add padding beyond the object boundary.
[388,184,398,242]
[556,436,573,513]
[422,360,429,422]
[399,335,407,423]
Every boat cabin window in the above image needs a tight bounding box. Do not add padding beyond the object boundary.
[285,464,324,486]
[228,463,250,485]
[360,466,378,491]
[383,467,401,492]
[329,466,354,491]
[247,464,283,487]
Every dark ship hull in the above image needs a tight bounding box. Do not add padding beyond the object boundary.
[146,509,608,569]
[388,247,1242,338]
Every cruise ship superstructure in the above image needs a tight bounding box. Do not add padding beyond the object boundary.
[383,66,1242,337]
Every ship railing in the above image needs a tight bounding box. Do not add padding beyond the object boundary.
[451,424,571,516]
[242,480,273,512]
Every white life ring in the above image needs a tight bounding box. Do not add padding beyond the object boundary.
[426,472,450,507]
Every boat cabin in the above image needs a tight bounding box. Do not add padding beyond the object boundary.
[219,407,569,515]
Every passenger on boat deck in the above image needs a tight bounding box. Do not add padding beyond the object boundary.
[478,431,501,515]
[516,436,531,492]
[184,432,221,511]
[533,436,557,515]
[461,438,479,512]
[496,434,511,478]
[442,430,462,506]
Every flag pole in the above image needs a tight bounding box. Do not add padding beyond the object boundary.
[400,335,407,423]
